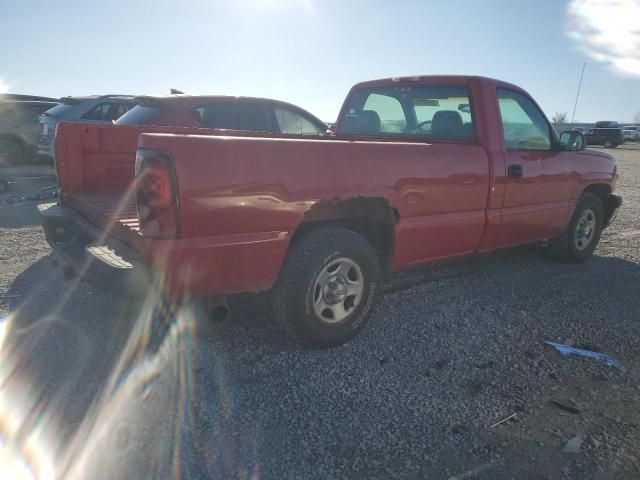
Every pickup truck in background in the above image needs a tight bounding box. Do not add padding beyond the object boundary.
[40,75,622,347]
[583,127,625,148]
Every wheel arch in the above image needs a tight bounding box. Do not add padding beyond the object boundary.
[582,183,611,205]
[290,197,399,268]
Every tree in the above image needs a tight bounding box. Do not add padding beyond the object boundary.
[552,112,568,124]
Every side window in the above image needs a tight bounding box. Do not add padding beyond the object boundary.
[82,103,112,121]
[338,85,475,140]
[196,100,272,132]
[113,103,132,119]
[497,89,551,151]
[274,106,322,134]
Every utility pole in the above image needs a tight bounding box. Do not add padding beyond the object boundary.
[571,63,586,123]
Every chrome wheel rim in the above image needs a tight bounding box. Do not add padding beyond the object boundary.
[574,209,596,251]
[312,257,364,324]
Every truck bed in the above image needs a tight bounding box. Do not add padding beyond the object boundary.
[63,190,142,244]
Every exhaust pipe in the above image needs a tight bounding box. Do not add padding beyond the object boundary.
[206,296,230,322]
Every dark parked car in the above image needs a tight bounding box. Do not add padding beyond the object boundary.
[594,120,619,128]
[0,98,59,164]
[115,95,327,134]
[583,127,624,148]
[36,95,136,160]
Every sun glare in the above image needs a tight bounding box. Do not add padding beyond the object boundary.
[568,0,640,76]
[0,78,9,94]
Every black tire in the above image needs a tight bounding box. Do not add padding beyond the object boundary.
[0,138,24,165]
[549,192,604,263]
[273,226,382,348]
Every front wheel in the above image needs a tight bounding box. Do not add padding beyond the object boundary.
[549,192,604,263]
[273,227,381,348]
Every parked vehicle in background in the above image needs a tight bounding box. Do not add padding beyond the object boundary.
[116,95,327,134]
[595,120,619,129]
[40,75,621,347]
[36,95,136,160]
[622,125,639,141]
[0,93,58,102]
[584,127,624,148]
[0,99,59,164]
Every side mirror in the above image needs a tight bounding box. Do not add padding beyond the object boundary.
[559,130,586,151]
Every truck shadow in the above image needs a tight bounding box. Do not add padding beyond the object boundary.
[2,247,639,478]
[0,165,57,228]
[1,256,143,442]
[0,202,49,228]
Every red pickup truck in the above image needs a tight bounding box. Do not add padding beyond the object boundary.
[40,75,621,347]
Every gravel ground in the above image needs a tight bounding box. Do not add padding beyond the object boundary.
[0,146,639,479]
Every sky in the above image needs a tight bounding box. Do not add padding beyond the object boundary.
[1,0,639,123]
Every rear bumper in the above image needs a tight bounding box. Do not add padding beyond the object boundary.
[39,202,291,296]
[39,202,154,295]
[603,194,622,229]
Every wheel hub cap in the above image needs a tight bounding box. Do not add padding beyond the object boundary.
[323,275,348,304]
[312,257,364,324]
[574,209,596,251]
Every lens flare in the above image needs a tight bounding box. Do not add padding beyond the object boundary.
[568,0,640,76]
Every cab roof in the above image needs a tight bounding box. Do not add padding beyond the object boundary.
[352,75,524,92]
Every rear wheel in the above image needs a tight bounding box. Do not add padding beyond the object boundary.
[0,138,24,165]
[273,226,381,348]
[549,192,604,263]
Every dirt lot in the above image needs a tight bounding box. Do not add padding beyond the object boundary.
[1,146,639,479]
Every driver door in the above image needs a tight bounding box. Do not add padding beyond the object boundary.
[496,88,576,247]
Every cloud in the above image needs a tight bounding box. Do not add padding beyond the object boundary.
[567,0,640,76]
[0,77,9,93]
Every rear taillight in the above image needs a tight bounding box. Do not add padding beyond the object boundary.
[135,149,180,239]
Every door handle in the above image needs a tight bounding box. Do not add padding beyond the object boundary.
[507,164,523,179]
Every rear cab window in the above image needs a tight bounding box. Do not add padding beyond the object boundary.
[337,84,475,141]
